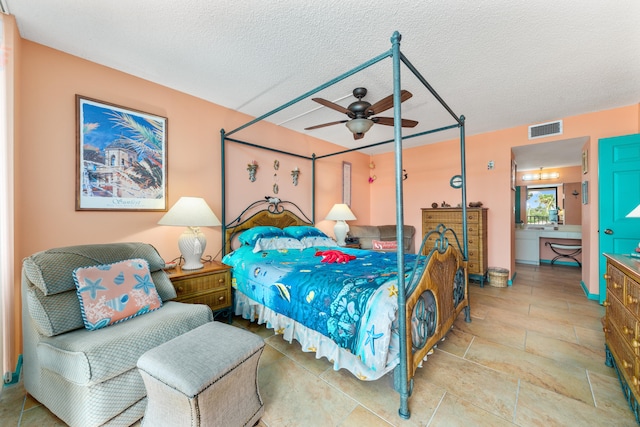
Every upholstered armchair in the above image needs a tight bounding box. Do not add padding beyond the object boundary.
[348,224,416,253]
[21,242,213,427]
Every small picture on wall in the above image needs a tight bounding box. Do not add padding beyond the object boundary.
[582,180,588,205]
[342,161,352,206]
[76,96,168,211]
[582,150,588,174]
[511,159,517,191]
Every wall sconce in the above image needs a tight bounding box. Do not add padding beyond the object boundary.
[291,167,300,186]
[247,161,258,182]
[572,190,579,198]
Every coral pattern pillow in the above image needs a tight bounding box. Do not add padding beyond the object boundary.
[73,258,162,330]
[372,240,398,250]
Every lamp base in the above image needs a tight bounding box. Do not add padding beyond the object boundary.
[333,220,349,246]
[178,227,206,270]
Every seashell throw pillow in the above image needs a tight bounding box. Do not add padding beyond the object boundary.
[73,258,162,330]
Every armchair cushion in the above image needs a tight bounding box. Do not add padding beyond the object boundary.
[73,258,162,330]
[349,224,416,253]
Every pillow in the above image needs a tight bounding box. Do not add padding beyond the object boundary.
[73,258,162,331]
[283,226,328,239]
[252,236,304,253]
[238,226,286,246]
[300,236,339,248]
[372,239,398,250]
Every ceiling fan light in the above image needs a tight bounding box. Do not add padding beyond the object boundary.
[345,118,374,134]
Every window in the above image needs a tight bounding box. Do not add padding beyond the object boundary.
[527,186,558,224]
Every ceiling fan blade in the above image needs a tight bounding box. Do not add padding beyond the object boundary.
[311,98,353,117]
[353,132,364,140]
[367,90,413,115]
[372,117,419,128]
[304,120,348,130]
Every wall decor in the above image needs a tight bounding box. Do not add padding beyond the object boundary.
[511,159,517,190]
[291,167,300,186]
[247,160,258,182]
[582,149,588,174]
[76,96,167,211]
[342,161,352,206]
[582,180,588,204]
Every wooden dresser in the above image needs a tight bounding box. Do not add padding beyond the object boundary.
[165,261,233,322]
[603,253,640,422]
[421,207,488,285]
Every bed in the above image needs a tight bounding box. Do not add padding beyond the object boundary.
[220,32,471,419]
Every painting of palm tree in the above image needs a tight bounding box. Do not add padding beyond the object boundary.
[76,96,167,211]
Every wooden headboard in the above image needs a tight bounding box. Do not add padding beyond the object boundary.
[224,198,313,254]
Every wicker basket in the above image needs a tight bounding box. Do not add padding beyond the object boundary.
[488,267,509,287]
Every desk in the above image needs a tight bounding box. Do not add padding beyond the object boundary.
[515,227,582,265]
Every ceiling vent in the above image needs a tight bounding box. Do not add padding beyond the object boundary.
[528,120,563,140]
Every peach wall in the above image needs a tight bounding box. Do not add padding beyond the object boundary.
[371,104,640,297]
[12,40,370,364]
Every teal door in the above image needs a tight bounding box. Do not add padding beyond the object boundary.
[598,134,640,303]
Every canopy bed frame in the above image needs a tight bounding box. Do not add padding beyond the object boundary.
[220,31,470,420]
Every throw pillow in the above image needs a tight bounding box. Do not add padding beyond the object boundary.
[372,240,398,250]
[238,226,286,246]
[73,258,162,330]
[253,237,305,253]
[282,225,328,239]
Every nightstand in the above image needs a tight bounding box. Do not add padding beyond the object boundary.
[165,261,232,322]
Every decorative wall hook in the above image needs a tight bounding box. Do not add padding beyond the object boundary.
[403,169,408,180]
[247,161,258,182]
[368,175,377,183]
[291,167,300,186]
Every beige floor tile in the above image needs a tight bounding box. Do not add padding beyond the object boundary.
[428,392,517,426]
[588,370,638,418]
[524,330,613,377]
[321,366,444,426]
[338,405,394,426]
[258,347,358,426]
[435,325,473,357]
[465,336,594,405]
[574,324,608,355]
[19,405,66,426]
[485,305,578,343]
[414,349,518,420]
[453,310,527,350]
[529,304,604,331]
[515,380,637,427]
[265,334,334,377]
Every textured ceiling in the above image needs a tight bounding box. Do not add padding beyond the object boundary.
[5,0,640,166]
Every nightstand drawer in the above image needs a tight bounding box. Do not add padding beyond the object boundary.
[178,288,230,311]
[172,271,229,298]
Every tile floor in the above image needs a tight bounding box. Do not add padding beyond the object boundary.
[1,263,637,426]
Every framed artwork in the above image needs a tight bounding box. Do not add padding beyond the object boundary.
[582,180,588,205]
[76,96,168,211]
[511,159,517,190]
[582,149,588,174]
[342,161,352,206]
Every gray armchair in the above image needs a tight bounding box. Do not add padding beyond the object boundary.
[348,224,416,253]
[21,242,213,427]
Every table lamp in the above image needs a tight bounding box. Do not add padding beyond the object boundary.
[325,203,356,246]
[158,197,221,270]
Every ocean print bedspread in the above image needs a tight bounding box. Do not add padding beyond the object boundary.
[222,246,427,373]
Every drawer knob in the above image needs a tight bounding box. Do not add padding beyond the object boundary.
[602,300,611,307]
[622,359,632,369]
[177,286,184,292]
[603,326,611,333]
[604,273,611,280]
[634,377,639,386]
[218,278,225,284]
[218,296,225,301]
[613,282,622,290]
[632,339,640,348]
[628,295,639,305]
[623,326,634,335]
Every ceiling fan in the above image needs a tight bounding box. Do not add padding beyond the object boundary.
[305,87,419,140]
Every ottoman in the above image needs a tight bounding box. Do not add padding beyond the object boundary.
[137,321,265,427]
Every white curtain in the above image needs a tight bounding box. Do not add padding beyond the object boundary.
[0,13,15,381]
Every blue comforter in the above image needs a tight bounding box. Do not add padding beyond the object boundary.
[223,246,426,369]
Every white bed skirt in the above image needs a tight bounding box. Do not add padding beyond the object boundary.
[234,290,399,381]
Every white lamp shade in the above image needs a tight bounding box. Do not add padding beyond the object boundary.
[325,204,356,246]
[325,203,356,221]
[158,197,221,227]
[158,197,221,270]
[627,203,640,218]
[345,118,374,135]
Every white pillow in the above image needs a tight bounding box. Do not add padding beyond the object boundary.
[253,237,304,253]
[300,236,339,248]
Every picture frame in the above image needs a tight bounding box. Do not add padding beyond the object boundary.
[582,149,588,174]
[582,180,588,205]
[76,96,168,211]
[342,161,352,206]
[511,159,517,191]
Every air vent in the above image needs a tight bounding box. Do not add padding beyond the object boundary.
[528,120,563,140]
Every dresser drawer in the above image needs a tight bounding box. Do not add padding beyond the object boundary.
[625,275,640,317]
[607,263,626,303]
[172,271,229,298]
[178,288,230,311]
[607,291,638,351]
[607,322,640,391]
